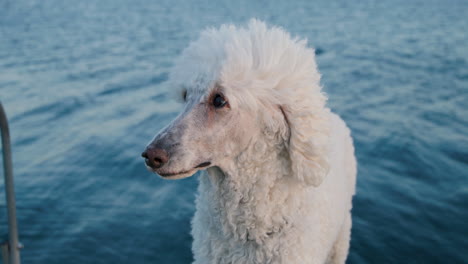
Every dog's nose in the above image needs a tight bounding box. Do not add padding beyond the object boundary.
[141,147,169,169]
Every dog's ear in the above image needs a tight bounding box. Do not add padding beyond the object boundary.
[279,104,330,187]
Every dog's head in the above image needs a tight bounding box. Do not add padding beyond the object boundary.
[142,20,330,186]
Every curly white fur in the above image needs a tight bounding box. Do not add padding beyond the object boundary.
[146,20,357,264]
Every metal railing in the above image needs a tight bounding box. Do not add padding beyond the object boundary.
[0,102,21,264]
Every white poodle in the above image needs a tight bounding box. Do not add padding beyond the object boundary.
[142,20,357,264]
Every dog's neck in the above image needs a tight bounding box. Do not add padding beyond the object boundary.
[200,134,306,245]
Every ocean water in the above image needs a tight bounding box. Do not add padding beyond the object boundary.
[0,0,467,263]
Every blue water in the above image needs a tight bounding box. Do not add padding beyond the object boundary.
[1,0,467,263]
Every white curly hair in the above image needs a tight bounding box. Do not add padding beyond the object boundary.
[143,19,357,264]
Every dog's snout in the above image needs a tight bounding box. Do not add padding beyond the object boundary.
[142,147,169,169]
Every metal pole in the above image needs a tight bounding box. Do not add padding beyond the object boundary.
[0,102,21,264]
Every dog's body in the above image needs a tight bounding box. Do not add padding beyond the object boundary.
[143,20,356,264]
[192,112,356,264]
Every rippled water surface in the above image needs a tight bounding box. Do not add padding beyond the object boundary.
[1,0,467,263]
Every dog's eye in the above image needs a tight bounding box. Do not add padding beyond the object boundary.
[182,90,187,101]
[213,94,227,108]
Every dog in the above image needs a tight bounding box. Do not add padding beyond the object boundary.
[142,19,357,264]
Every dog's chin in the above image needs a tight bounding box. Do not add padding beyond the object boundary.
[145,161,212,180]
[155,169,198,180]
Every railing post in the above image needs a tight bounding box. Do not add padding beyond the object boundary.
[0,102,21,264]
